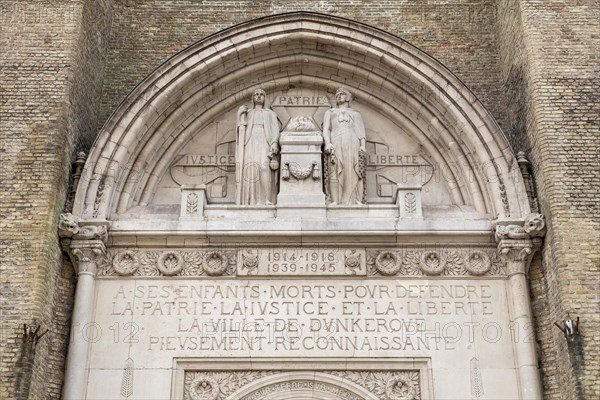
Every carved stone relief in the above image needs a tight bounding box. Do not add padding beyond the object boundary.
[99,249,236,277]
[98,246,504,277]
[235,89,281,205]
[322,88,367,205]
[154,87,454,210]
[183,370,421,400]
[367,248,505,277]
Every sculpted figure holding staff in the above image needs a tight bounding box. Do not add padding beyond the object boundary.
[236,89,280,205]
[323,88,367,205]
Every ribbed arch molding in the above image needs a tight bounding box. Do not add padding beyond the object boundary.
[73,12,530,220]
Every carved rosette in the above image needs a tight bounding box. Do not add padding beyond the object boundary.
[187,375,219,400]
[99,249,236,277]
[241,249,259,274]
[330,370,420,400]
[184,371,274,400]
[344,249,362,275]
[367,249,504,277]
[385,375,418,400]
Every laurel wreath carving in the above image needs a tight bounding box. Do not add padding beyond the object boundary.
[112,251,139,276]
[419,251,446,275]
[100,248,504,277]
[203,251,229,276]
[101,249,236,277]
[465,251,492,276]
[282,161,319,180]
[374,251,401,276]
[367,248,505,277]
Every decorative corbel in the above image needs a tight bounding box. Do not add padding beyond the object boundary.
[59,213,110,275]
[494,213,546,275]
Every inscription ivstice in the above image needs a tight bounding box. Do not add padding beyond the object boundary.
[103,280,507,355]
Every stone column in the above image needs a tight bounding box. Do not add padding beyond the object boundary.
[498,238,542,399]
[495,214,546,400]
[62,240,106,400]
[58,213,109,400]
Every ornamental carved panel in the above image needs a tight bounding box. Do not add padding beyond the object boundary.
[183,370,421,400]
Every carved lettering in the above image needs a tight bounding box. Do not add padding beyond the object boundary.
[102,280,505,353]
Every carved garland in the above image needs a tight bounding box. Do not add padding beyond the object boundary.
[100,249,236,277]
[368,249,505,277]
[100,248,504,277]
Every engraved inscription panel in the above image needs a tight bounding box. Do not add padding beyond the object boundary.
[238,247,366,276]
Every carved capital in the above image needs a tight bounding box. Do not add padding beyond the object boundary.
[497,239,536,276]
[68,240,107,276]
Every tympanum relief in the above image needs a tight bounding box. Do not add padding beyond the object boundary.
[155,87,448,210]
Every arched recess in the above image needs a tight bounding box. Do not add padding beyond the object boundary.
[224,372,380,399]
[72,12,530,221]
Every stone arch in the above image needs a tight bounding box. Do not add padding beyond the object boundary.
[224,372,380,400]
[73,12,530,220]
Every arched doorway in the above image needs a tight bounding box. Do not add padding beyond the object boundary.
[60,12,544,400]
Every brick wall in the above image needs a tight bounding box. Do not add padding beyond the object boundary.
[0,1,112,398]
[1,1,597,398]
[497,1,600,399]
[98,0,506,133]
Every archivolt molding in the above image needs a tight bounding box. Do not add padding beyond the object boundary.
[73,12,530,221]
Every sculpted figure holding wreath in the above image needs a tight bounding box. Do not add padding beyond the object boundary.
[236,89,281,205]
[323,88,367,205]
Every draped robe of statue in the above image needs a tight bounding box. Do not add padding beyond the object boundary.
[323,107,366,205]
[236,107,280,205]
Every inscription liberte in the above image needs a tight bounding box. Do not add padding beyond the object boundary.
[109,282,497,353]
[174,154,426,167]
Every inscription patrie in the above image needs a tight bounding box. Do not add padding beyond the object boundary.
[105,281,500,354]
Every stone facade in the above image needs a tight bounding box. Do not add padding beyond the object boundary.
[0,1,597,400]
